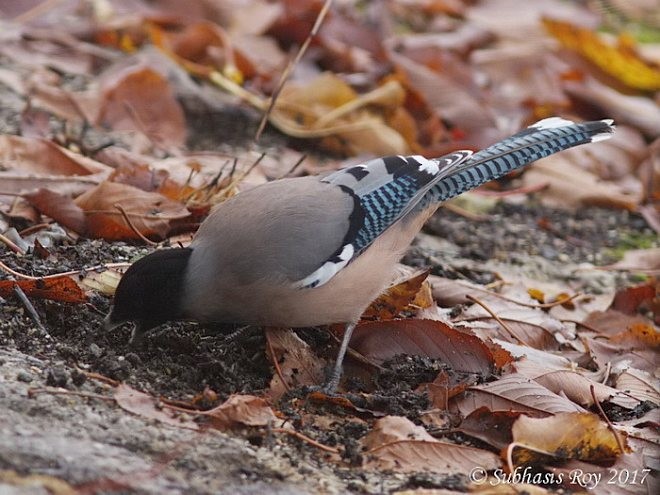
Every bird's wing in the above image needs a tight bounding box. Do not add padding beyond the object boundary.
[292,151,473,289]
[294,117,615,290]
[417,117,615,208]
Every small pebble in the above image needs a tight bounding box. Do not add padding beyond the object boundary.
[17,371,33,383]
[89,343,103,357]
[45,366,69,388]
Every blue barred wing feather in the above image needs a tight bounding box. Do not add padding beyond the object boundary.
[292,151,473,289]
[417,117,615,209]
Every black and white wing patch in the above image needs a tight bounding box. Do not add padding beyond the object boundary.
[293,151,473,289]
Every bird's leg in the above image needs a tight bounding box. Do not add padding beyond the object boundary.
[323,321,357,393]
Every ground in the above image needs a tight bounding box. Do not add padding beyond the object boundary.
[0,196,653,493]
[0,35,656,494]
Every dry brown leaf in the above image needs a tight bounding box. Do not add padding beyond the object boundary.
[363,269,432,320]
[201,394,278,430]
[614,368,660,405]
[458,407,521,450]
[603,248,660,274]
[265,328,326,401]
[522,155,641,210]
[79,267,125,296]
[549,452,656,494]
[350,319,511,374]
[74,181,190,240]
[427,275,485,307]
[272,73,411,155]
[512,360,642,410]
[113,383,199,430]
[362,416,501,473]
[564,78,660,138]
[451,373,585,417]
[509,412,628,467]
[0,276,86,304]
[96,65,187,149]
[23,189,87,235]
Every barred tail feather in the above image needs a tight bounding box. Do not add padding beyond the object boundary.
[422,118,615,207]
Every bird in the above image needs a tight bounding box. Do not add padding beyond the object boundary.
[104,117,615,392]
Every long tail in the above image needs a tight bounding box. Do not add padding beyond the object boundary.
[419,117,615,208]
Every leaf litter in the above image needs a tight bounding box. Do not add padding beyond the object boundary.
[0,0,658,493]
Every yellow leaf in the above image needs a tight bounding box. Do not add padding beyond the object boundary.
[543,18,660,91]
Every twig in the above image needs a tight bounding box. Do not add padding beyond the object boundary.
[0,232,26,254]
[590,384,626,454]
[254,0,334,142]
[276,154,307,180]
[466,294,527,345]
[456,280,583,309]
[114,204,159,246]
[18,223,52,237]
[81,371,120,387]
[266,329,290,393]
[272,427,340,454]
[0,259,130,281]
[12,282,47,333]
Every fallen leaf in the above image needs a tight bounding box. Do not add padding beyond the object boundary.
[96,65,187,149]
[350,319,510,374]
[614,368,660,405]
[543,18,660,91]
[458,407,521,450]
[362,269,432,320]
[0,276,86,304]
[603,248,660,274]
[508,412,628,467]
[512,360,642,410]
[265,328,326,400]
[522,155,641,210]
[23,189,87,235]
[451,373,585,417]
[113,383,199,429]
[201,394,278,430]
[74,181,190,240]
[362,415,501,473]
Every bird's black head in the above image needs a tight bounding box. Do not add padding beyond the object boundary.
[104,248,193,341]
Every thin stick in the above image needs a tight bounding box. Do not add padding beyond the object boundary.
[0,232,26,254]
[466,294,527,345]
[272,427,340,454]
[114,204,159,246]
[266,330,291,393]
[12,283,47,333]
[456,280,583,309]
[82,371,120,387]
[0,259,130,281]
[590,384,626,454]
[254,0,334,142]
[275,154,307,180]
[18,223,52,237]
